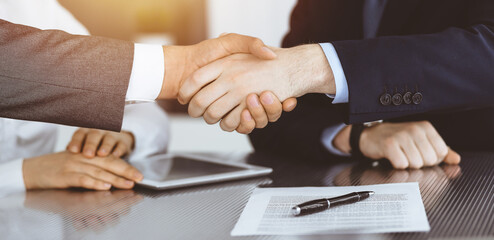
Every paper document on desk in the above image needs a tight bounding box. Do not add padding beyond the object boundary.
[231,182,429,236]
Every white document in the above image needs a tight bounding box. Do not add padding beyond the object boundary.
[231,182,430,236]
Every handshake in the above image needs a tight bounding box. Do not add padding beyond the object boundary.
[159,33,336,134]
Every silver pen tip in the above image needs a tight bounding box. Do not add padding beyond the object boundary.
[369,191,375,196]
[291,206,301,216]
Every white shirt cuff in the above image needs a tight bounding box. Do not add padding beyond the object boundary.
[321,124,351,157]
[121,103,170,162]
[125,43,164,102]
[319,43,349,104]
[0,158,26,196]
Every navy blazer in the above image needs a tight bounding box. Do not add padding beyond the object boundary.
[250,0,494,162]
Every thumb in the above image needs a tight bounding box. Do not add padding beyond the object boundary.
[282,98,298,112]
[219,33,277,60]
[443,147,461,165]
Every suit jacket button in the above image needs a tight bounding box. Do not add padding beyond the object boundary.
[412,92,423,104]
[392,93,403,105]
[380,93,392,106]
[403,92,412,104]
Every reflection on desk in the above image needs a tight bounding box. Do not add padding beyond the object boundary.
[2,152,494,240]
[334,162,462,212]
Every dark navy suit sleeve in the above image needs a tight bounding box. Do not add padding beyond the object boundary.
[332,0,494,123]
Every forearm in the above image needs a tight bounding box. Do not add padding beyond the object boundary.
[0,19,133,131]
[333,23,494,123]
[282,44,336,98]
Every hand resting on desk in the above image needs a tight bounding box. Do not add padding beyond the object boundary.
[334,121,461,169]
[23,151,143,190]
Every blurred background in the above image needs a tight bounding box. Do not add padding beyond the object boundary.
[55,0,298,153]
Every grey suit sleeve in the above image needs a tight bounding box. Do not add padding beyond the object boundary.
[0,19,134,131]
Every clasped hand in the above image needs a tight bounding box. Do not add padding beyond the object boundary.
[173,38,333,133]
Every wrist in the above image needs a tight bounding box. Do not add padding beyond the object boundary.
[289,44,335,96]
[333,125,352,154]
[160,46,191,99]
[22,158,36,190]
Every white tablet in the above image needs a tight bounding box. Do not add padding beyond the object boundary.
[132,154,272,190]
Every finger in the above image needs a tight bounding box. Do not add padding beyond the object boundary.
[97,135,118,157]
[443,147,461,165]
[423,122,449,163]
[200,86,239,124]
[64,173,112,191]
[219,33,276,60]
[282,98,298,112]
[413,132,438,167]
[67,128,89,153]
[178,59,225,105]
[82,130,105,158]
[236,109,256,134]
[83,156,143,182]
[400,136,424,169]
[246,94,268,128]
[384,141,409,169]
[79,163,135,189]
[259,91,283,122]
[112,142,129,158]
[220,105,244,132]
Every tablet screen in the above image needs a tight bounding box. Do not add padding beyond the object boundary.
[138,157,246,182]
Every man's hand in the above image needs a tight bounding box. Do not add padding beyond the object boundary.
[334,121,461,169]
[160,33,278,99]
[236,92,297,134]
[67,128,134,158]
[23,151,143,190]
[178,44,335,131]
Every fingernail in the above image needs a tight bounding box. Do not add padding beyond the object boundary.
[243,111,252,121]
[134,172,143,181]
[70,146,78,152]
[262,47,276,57]
[84,149,94,157]
[248,96,260,107]
[99,149,107,154]
[104,183,111,189]
[125,180,134,186]
[261,93,274,105]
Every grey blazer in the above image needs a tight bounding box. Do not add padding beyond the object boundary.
[0,19,134,131]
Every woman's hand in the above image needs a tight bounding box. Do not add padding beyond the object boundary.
[67,128,134,158]
[23,151,143,190]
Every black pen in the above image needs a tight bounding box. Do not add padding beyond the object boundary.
[291,191,374,216]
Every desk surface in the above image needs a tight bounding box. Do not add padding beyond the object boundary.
[2,152,494,240]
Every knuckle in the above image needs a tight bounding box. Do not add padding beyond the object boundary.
[383,137,396,148]
[406,124,421,134]
[420,121,432,128]
[78,176,92,187]
[394,161,408,169]
[269,113,281,122]
[93,169,104,178]
[253,38,263,46]
[410,161,423,169]
[190,96,205,110]
[424,155,436,165]
[220,121,235,132]
[224,33,236,38]
[257,120,268,129]
[204,109,221,122]
[438,148,448,159]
